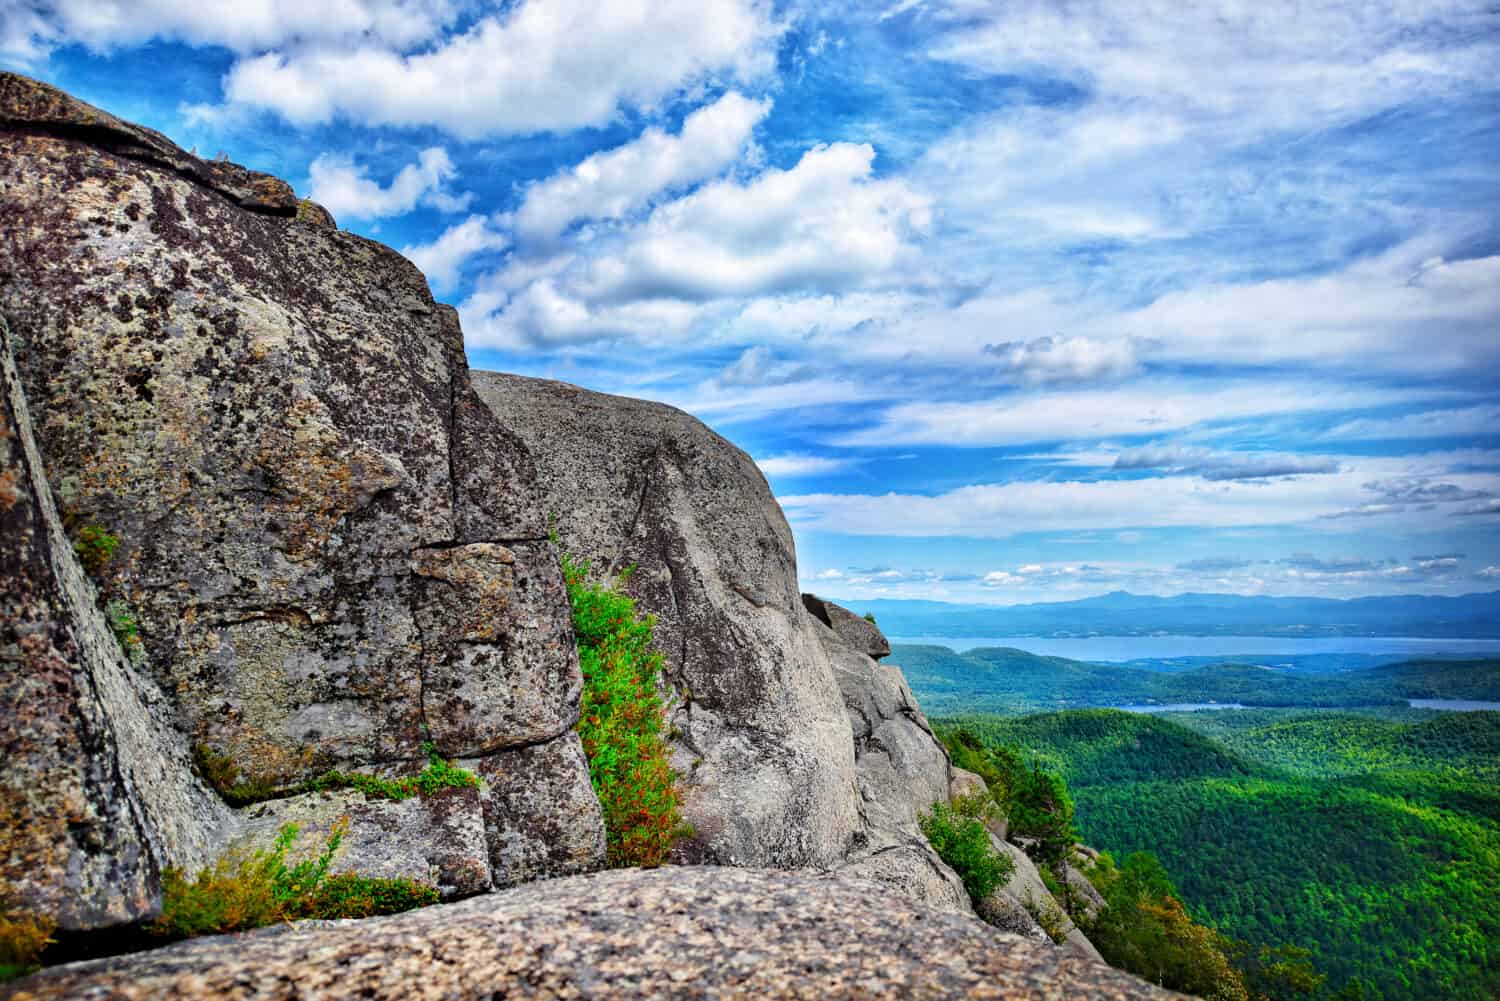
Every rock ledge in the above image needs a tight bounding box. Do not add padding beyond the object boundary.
[4,867,1180,1001]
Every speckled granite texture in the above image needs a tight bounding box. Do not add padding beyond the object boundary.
[4,867,1181,1001]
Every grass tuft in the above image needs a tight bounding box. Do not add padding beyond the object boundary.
[149,820,437,940]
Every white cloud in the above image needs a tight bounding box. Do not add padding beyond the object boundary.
[1113,445,1342,481]
[468,142,931,347]
[212,0,781,138]
[400,215,508,292]
[983,335,1140,385]
[515,92,771,243]
[579,142,931,304]
[834,381,1428,448]
[1480,566,1500,579]
[1119,245,1500,372]
[756,454,852,478]
[4,0,463,62]
[716,346,812,387]
[780,463,1500,538]
[1325,404,1500,440]
[927,0,1497,129]
[306,146,469,221]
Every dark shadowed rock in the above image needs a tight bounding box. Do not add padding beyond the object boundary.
[0,72,603,923]
[3,867,1182,1001]
[803,593,892,660]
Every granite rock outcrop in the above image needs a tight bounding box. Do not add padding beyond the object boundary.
[4,867,1181,1001]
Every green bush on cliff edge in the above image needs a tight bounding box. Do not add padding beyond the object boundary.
[561,550,689,868]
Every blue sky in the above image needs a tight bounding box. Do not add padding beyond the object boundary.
[6,1,1499,604]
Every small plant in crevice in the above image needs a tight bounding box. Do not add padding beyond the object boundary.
[919,796,1015,906]
[0,880,55,984]
[561,549,689,868]
[70,522,119,577]
[194,741,479,808]
[1021,888,1070,945]
[105,600,145,666]
[299,742,480,802]
[149,820,437,941]
[863,611,878,625]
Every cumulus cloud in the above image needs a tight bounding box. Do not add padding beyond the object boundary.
[755,454,852,477]
[211,0,781,138]
[579,142,931,304]
[983,335,1140,385]
[401,215,508,292]
[1480,566,1500,579]
[1113,445,1341,481]
[306,147,470,221]
[515,92,771,243]
[3,0,463,62]
[468,141,931,347]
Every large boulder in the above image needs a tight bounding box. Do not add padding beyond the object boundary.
[0,72,604,925]
[5,867,1182,1001]
[803,593,891,660]
[473,373,861,869]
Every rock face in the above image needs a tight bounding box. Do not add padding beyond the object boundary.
[0,72,603,924]
[1,315,232,929]
[473,373,863,870]
[4,867,1183,1001]
[473,375,964,910]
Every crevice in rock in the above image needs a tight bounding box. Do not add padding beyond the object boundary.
[610,440,665,578]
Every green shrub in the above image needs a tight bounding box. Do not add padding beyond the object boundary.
[562,551,687,867]
[863,612,878,625]
[150,820,436,940]
[0,881,54,983]
[71,523,119,576]
[194,741,478,807]
[919,799,1014,904]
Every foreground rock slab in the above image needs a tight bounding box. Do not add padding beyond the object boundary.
[6,868,1180,1001]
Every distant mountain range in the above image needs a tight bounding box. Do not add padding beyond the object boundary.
[827,590,1500,638]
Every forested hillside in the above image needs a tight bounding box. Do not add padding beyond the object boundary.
[937,709,1500,1001]
[897,644,1500,715]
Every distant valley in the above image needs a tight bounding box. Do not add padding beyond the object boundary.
[842,590,1500,639]
[894,643,1500,716]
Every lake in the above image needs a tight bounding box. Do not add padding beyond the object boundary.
[1409,699,1500,711]
[887,634,1500,661]
[1117,703,1248,713]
